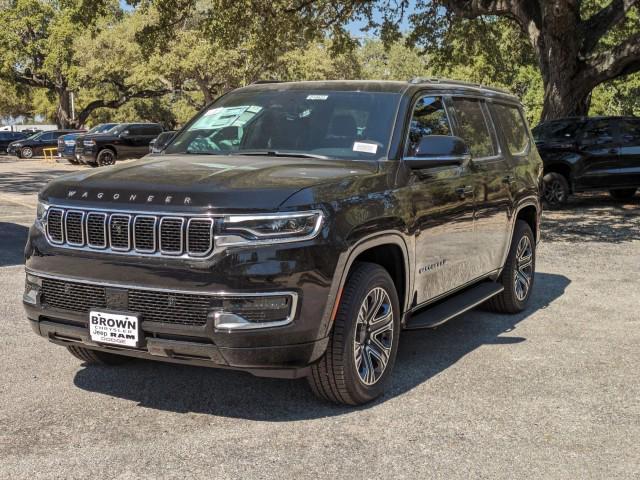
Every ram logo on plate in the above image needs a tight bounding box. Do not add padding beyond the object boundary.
[89,311,139,347]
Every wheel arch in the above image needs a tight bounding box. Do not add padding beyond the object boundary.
[544,162,573,192]
[321,232,412,337]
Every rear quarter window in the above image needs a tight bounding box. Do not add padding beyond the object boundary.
[494,103,530,155]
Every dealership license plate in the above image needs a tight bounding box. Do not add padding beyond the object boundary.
[89,311,140,347]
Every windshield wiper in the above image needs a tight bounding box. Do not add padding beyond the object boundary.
[238,150,330,160]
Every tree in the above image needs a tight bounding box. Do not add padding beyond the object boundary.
[0,0,172,128]
[401,0,640,120]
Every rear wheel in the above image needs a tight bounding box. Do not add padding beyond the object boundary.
[96,149,116,166]
[66,346,131,365]
[21,147,33,159]
[542,172,569,209]
[609,188,637,201]
[308,262,400,405]
[485,220,535,314]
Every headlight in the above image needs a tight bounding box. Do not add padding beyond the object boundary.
[12,143,22,147]
[64,140,76,146]
[217,211,323,246]
[83,139,95,146]
[35,200,49,230]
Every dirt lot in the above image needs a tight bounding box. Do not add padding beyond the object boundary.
[0,157,639,479]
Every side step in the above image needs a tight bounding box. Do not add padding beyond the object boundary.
[404,282,504,330]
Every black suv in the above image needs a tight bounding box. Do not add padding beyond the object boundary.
[24,80,542,405]
[75,123,163,166]
[533,116,640,207]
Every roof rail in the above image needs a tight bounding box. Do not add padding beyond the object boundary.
[408,77,514,96]
[251,80,284,85]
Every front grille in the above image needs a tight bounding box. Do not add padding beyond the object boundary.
[41,278,106,312]
[40,278,212,326]
[45,207,213,258]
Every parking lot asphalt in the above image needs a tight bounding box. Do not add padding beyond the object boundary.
[0,157,639,479]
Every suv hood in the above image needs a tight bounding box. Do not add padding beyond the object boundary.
[40,154,378,211]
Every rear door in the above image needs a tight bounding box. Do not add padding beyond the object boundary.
[574,118,620,190]
[448,96,512,277]
[616,118,640,188]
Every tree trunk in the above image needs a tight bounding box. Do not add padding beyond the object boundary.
[540,67,592,120]
[55,87,77,129]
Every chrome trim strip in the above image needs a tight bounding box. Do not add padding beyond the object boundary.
[85,212,108,249]
[159,216,184,255]
[108,214,132,252]
[46,208,65,245]
[64,210,85,247]
[186,217,214,257]
[133,215,157,253]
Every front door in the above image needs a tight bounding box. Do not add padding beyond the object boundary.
[574,118,620,190]
[405,95,477,304]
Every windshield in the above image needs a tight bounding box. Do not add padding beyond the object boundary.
[88,123,117,134]
[165,89,401,160]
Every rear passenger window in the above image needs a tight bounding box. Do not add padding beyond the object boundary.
[618,119,640,146]
[405,96,451,157]
[494,104,529,155]
[581,119,614,146]
[451,98,496,158]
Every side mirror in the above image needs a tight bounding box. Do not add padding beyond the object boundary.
[404,135,471,169]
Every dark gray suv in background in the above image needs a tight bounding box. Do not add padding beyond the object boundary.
[24,79,542,404]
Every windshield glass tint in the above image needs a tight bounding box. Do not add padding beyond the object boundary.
[165,89,401,160]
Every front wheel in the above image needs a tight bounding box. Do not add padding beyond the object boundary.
[609,188,637,201]
[308,262,400,405]
[485,220,536,314]
[542,172,569,209]
[96,149,116,166]
[21,147,34,159]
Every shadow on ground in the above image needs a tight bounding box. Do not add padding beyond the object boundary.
[73,272,570,421]
[0,222,28,267]
[0,167,75,196]
[542,193,640,243]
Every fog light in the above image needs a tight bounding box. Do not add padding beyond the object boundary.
[23,274,42,305]
[213,294,297,330]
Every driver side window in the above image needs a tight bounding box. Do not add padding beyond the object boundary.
[405,96,451,157]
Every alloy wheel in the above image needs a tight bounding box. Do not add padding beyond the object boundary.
[514,235,533,301]
[22,147,33,159]
[353,287,394,386]
[100,151,115,166]
[543,179,565,205]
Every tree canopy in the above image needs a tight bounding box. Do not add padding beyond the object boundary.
[0,0,638,128]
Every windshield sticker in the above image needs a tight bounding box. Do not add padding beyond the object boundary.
[353,142,378,154]
[204,107,223,116]
[247,105,261,113]
[306,94,328,101]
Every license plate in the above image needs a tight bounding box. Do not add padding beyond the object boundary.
[89,311,140,347]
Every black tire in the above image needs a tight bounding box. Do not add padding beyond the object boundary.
[542,172,569,209]
[308,262,400,405]
[485,220,536,314]
[96,149,116,166]
[609,188,637,201]
[66,346,131,365]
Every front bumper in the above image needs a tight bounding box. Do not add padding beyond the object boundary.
[24,220,341,376]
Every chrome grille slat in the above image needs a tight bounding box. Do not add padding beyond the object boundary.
[65,210,85,246]
[44,207,214,258]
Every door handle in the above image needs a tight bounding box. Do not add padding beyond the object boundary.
[455,185,474,197]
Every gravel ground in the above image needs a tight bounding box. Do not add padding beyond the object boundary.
[0,157,639,479]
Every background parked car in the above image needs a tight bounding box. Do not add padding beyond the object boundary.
[57,123,119,164]
[0,131,28,154]
[75,123,163,166]
[7,129,84,159]
[148,130,176,154]
[533,116,640,208]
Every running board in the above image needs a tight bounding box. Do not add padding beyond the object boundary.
[404,282,504,330]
